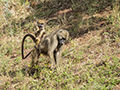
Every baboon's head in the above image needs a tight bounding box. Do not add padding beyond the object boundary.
[57,29,69,45]
[37,20,45,29]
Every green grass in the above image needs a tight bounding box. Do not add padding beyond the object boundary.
[0,0,120,90]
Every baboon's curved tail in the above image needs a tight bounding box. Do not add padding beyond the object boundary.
[21,34,36,59]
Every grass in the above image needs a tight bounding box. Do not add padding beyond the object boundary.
[0,0,120,90]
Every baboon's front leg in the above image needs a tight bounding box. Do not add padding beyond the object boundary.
[55,45,64,67]
[48,51,56,69]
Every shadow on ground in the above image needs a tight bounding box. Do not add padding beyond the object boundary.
[21,0,114,39]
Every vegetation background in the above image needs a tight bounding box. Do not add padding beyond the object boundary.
[0,0,120,89]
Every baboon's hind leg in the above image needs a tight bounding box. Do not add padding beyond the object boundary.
[30,48,39,68]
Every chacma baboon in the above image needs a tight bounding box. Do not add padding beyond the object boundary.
[39,29,69,68]
[22,27,69,69]
[34,19,46,48]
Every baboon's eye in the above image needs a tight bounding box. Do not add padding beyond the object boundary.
[59,30,63,33]
[41,23,44,25]
[62,38,66,40]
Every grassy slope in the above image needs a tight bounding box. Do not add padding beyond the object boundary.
[0,0,120,90]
